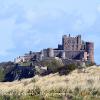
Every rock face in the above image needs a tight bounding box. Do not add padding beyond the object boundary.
[0,58,94,82]
[4,65,35,82]
[0,61,49,82]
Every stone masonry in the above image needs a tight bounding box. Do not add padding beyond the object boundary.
[15,34,94,64]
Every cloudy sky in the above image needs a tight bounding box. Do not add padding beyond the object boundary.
[0,0,100,64]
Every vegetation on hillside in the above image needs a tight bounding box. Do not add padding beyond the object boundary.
[0,59,96,82]
[0,62,14,82]
[0,62,35,82]
[0,59,98,100]
[0,66,99,100]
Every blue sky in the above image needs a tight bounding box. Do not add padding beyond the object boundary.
[0,0,100,64]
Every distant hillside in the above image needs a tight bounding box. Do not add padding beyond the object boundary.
[0,59,79,82]
[0,62,35,82]
[0,66,100,100]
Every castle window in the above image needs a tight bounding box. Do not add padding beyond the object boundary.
[72,45,74,50]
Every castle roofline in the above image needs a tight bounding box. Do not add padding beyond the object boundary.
[62,34,81,38]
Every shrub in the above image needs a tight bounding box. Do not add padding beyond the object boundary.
[74,87,80,95]
[47,59,63,73]
[27,86,41,96]
[86,62,96,67]
[87,79,94,86]
[59,64,77,75]
[0,69,5,82]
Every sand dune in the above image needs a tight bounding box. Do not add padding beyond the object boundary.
[0,66,100,97]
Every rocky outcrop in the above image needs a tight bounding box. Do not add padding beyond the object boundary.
[4,65,35,82]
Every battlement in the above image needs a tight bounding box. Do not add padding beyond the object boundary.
[14,34,94,64]
[62,34,81,38]
[62,34,82,51]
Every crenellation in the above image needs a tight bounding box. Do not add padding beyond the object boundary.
[14,34,94,64]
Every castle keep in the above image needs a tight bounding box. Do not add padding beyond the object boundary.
[15,34,94,64]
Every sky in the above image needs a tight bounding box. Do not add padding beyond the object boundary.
[0,0,100,64]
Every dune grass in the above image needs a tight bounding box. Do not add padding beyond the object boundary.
[0,66,100,100]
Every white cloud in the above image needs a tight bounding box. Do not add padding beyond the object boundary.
[25,10,38,22]
[0,0,99,63]
[97,4,100,12]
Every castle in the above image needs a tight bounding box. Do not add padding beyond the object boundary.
[15,34,94,64]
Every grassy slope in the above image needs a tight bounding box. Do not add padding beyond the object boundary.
[0,66,100,99]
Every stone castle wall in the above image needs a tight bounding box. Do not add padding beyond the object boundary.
[62,34,82,51]
[86,42,94,63]
[15,34,94,63]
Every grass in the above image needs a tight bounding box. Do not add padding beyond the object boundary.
[0,65,100,100]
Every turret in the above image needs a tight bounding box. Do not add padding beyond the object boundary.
[86,42,94,63]
[77,35,82,50]
[62,35,67,50]
[58,44,63,50]
[47,48,54,57]
[61,51,66,59]
[62,34,82,51]
[40,50,44,61]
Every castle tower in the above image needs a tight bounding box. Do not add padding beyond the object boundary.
[40,50,44,61]
[86,42,94,63]
[58,44,63,50]
[62,34,82,51]
[61,51,66,59]
[62,35,72,50]
[47,48,54,57]
[62,35,67,50]
[77,35,82,50]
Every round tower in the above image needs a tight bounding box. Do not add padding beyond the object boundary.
[86,42,94,63]
[47,48,54,57]
[61,51,66,59]
[77,35,82,50]
[40,50,44,61]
